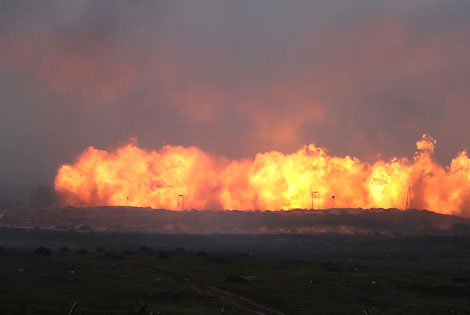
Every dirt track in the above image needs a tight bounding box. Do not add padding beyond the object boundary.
[127,262,286,315]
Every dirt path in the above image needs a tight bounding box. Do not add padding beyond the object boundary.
[127,262,286,315]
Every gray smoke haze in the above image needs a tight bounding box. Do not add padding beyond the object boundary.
[1,0,470,191]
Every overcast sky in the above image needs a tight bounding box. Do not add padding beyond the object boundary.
[1,0,470,187]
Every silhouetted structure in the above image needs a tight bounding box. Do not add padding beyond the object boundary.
[405,186,413,210]
[177,194,184,210]
[312,191,319,210]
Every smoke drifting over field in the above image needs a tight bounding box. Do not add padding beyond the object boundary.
[1,1,470,203]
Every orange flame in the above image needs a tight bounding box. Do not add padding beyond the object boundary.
[54,134,470,215]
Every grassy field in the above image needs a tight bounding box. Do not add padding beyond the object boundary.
[2,237,470,314]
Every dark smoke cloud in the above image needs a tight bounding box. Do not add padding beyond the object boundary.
[1,0,470,191]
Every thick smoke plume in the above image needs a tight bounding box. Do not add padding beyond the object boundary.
[55,135,470,216]
[1,1,470,190]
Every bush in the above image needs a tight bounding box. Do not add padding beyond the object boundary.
[174,247,186,254]
[58,247,70,253]
[137,246,152,253]
[76,249,88,255]
[104,251,125,260]
[158,250,169,259]
[33,246,51,256]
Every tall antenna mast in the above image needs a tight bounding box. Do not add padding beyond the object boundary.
[466,159,469,201]
[177,194,184,210]
[312,191,318,210]
[405,186,412,210]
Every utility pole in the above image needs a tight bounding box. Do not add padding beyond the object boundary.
[312,191,318,210]
[177,194,184,211]
[25,219,31,237]
[466,159,469,202]
[405,186,412,210]
[332,195,335,209]
[311,191,320,210]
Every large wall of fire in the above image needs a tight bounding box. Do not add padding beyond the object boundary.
[55,135,470,216]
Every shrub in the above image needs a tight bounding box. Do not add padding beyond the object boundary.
[33,246,51,256]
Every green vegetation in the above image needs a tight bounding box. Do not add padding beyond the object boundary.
[0,249,238,315]
[2,237,470,314]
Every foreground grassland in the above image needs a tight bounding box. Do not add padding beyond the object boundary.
[2,236,470,315]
